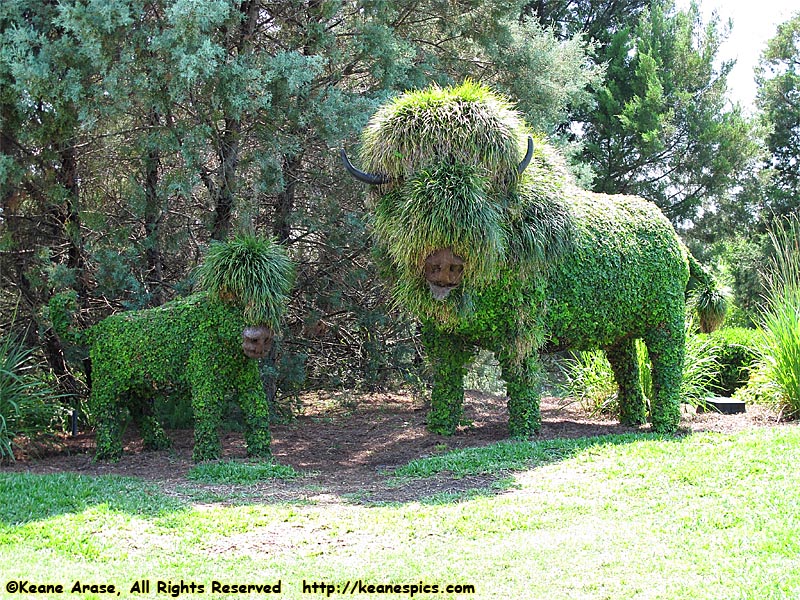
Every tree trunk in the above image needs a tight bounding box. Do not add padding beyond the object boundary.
[273,154,302,244]
[143,108,165,305]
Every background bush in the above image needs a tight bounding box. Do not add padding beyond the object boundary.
[0,327,67,461]
[701,327,762,396]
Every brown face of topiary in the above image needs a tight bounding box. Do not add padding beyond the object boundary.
[424,248,465,300]
[242,325,274,359]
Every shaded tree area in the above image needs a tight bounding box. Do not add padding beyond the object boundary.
[536,1,760,226]
[0,0,600,405]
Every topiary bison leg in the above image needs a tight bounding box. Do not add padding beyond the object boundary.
[644,317,685,434]
[498,352,542,438]
[238,367,272,458]
[190,374,225,462]
[129,395,172,451]
[421,322,474,435]
[91,379,127,462]
[604,338,647,427]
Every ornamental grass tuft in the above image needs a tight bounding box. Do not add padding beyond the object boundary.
[196,234,294,329]
[739,216,800,418]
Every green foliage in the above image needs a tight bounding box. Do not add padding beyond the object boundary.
[51,236,293,462]
[359,83,714,437]
[0,328,67,461]
[756,11,800,218]
[560,350,620,416]
[195,234,294,329]
[2,0,600,401]
[701,327,761,396]
[579,0,761,224]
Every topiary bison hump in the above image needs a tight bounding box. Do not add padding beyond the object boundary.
[343,81,722,437]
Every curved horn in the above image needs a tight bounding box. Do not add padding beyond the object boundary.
[517,136,534,175]
[340,149,390,185]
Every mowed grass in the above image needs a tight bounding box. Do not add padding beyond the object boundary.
[2,427,799,599]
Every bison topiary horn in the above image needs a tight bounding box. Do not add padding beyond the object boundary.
[340,148,390,185]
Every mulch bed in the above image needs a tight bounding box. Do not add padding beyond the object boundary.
[4,391,788,504]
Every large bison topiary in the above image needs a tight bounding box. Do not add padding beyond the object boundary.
[342,81,722,436]
[50,235,294,462]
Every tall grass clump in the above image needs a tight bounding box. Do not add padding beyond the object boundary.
[195,233,295,329]
[738,216,800,418]
[0,325,66,461]
[560,320,719,416]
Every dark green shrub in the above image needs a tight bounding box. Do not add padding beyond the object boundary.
[702,327,761,396]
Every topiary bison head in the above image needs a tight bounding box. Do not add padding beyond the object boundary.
[341,81,572,325]
[196,234,294,359]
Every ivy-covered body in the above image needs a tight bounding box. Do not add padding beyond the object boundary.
[86,293,270,462]
[50,235,293,461]
[421,190,690,434]
[344,82,719,436]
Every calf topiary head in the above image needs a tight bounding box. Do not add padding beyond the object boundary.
[342,81,572,324]
[196,234,294,358]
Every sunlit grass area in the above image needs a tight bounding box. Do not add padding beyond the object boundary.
[2,427,799,599]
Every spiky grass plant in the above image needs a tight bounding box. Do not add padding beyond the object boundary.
[1,327,66,461]
[693,287,729,333]
[196,234,294,329]
[742,216,800,418]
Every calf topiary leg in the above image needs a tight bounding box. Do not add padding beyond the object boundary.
[644,317,685,434]
[498,352,542,438]
[130,395,172,451]
[238,367,272,458]
[190,372,226,462]
[421,322,474,435]
[91,379,126,461]
[605,338,647,427]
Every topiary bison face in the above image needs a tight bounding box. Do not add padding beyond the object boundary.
[423,248,465,300]
[242,325,274,359]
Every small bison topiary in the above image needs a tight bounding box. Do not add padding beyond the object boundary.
[342,81,723,436]
[50,235,294,462]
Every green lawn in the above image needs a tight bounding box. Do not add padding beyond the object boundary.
[2,427,799,599]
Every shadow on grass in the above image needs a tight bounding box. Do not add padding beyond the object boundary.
[0,472,185,526]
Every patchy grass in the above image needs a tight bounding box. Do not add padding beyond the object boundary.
[2,427,800,599]
[391,432,654,480]
[187,460,301,484]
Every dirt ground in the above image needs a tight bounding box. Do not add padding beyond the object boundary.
[5,391,790,504]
